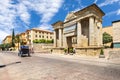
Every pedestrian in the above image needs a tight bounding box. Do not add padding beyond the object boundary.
[31,48,34,54]
[51,49,53,54]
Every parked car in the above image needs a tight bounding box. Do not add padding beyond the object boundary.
[18,45,30,57]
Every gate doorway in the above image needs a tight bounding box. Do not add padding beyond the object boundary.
[66,36,77,53]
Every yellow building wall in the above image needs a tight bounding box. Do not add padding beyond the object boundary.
[26,28,53,44]
[102,26,113,36]
[2,36,12,44]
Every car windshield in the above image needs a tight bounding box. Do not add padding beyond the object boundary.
[20,46,29,49]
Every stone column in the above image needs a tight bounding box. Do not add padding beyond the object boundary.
[31,30,34,49]
[99,21,103,46]
[54,30,57,47]
[59,28,62,47]
[63,35,67,48]
[94,18,98,46]
[96,19,103,46]
[31,30,34,44]
[89,16,95,46]
[77,21,82,47]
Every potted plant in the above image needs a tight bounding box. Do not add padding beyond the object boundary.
[69,48,73,55]
[99,48,105,58]
[64,48,67,55]
[51,49,53,53]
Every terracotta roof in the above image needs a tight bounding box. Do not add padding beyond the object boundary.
[32,28,53,33]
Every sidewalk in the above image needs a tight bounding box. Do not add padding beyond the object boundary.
[0,53,12,80]
[34,53,120,65]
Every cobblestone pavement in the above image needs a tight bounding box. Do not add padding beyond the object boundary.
[0,52,120,80]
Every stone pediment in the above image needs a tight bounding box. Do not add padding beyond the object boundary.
[74,4,105,18]
[64,12,76,22]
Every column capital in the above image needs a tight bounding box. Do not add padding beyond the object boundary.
[76,20,81,23]
[89,16,95,18]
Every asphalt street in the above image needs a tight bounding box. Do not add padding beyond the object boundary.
[0,52,120,80]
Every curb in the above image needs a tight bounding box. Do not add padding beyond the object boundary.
[0,65,6,68]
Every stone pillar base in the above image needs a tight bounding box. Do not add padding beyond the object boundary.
[52,48,64,54]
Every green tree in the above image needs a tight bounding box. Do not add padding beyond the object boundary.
[0,44,5,50]
[103,32,113,44]
[11,29,15,47]
[0,43,12,51]
[20,40,26,45]
[15,35,20,50]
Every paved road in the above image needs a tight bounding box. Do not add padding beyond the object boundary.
[0,52,120,80]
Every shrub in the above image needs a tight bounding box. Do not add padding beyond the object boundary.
[69,48,73,53]
[33,39,39,43]
[51,49,53,52]
[0,43,12,51]
[64,48,67,53]
[33,39,53,44]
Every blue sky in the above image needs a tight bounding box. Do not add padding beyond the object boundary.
[0,0,120,42]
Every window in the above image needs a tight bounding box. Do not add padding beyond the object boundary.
[39,35,41,38]
[35,35,37,37]
[47,36,48,38]
[42,36,44,38]
[29,35,31,38]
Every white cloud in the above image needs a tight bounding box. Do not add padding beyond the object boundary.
[73,0,85,12]
[22,0,63,23]
[99,0,119,7]
[94,0,98,3]
[105,9,120,16]
[17,3,30,24]
[0,30,9,43]
[76,0,84,8]
[117,9,120,15]
[38,23,53,31]
[0,0,64,43]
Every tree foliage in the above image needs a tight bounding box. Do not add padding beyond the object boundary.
[0,43,12,50]
[11,29,15,47]
[103,32,113,44]
[15,35,20,43]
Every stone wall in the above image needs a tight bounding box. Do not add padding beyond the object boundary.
[113,21,120,43]
[104,48,120,59]
[76,47,101,57]
[52,48,64,54]
[31,43,54,53]
[52,47,101,57]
